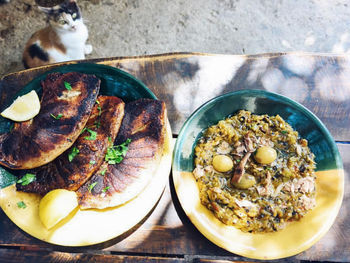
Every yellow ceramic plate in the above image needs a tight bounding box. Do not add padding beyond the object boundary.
[173,169,344,260]
[172,90,344,259]
[0,121,173,246]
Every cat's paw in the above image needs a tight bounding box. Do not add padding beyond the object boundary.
[84,44,93,55]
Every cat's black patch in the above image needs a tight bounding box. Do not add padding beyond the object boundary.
[22,59,29,69]
[28,44,49,61]
[59,1,81,20]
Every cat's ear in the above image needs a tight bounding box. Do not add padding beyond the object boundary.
[38,5,60,15]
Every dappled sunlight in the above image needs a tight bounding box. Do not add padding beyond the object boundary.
[261,68,285,93]
[280,77,309,101]
[172,55,245,128]
[247,57,269,84]
[314,64,350,102]
[283,54,315,76]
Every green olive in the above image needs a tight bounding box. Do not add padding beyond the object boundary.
[212,155,233,172]
[254,146,277,164]
[232,173,256,189]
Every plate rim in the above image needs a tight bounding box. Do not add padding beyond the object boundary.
[0,64,171,247]
[172,89,344,259]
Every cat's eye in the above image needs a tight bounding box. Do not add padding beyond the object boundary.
[59,19,67,25]
[72,13,77,19]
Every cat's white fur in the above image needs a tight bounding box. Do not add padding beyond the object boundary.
[23,1,92,68]
[46,11,92,62]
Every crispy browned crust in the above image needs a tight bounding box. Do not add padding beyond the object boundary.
[77,98,166,209]
[0,72,100,170]
[16,96,125,195]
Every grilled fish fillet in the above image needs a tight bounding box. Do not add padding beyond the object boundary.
[0,72,100,170]
[16,96,125,195]
[78,98,166,209]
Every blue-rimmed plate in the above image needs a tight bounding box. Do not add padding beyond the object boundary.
[0,63,172,246]
[172,89,344,260]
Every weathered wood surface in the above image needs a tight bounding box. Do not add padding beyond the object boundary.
[1,52,350,140]
[0,248,186,263]
[0,53,349,262]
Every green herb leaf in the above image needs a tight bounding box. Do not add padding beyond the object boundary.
[94,120,101,129]
[102,186,110,193]
[281,130,288,134]
[68,147,79,162]
[97,105,102,116]
[101,168,107,176]
[80,127,87,134]
[64,81,72,90]
[96,100,100,105]
[89,160,96,166]
[17,201,27,209]
[84,128,97,140]
[105,138,131,165]
[50,113,63,120]
[88,182,97,192]
[9,123,14,132]
[17,173,36,186]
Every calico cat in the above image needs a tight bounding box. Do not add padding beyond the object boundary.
[22,0,92,69]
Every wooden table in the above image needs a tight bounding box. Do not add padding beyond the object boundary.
[0,52,349,263]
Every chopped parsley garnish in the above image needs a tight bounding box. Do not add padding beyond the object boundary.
[17,173,36,186]
[108,137,112,143]
[88,182,97,192]
[9,123,14,132]
[105,138,131,165]
[94,120,101,129]
[95,100,102,116]
[17,201,27,209]
[68,146,79,162]
[281,130,288,134]
[50,113,63,120]
[89,160,96,166]
[101,168,107,175]
[64,81,72,90]
[84,128,97,140]
[102,186,110,193]
[80,127,87,134]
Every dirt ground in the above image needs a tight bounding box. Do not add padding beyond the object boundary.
[1,0,350,77]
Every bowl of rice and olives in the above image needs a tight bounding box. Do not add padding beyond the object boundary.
[172,90,344,259]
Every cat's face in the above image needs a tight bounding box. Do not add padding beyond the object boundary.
[39,0,83,32]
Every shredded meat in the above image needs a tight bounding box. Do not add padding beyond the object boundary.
[217,141,232,154]
[283,177,315,194]
[193,166,205,180]
[231,133,257,184]
[231,152,251,183]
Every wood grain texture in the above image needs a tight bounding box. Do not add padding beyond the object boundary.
[0,143,348,262]
[1,52,350,140]
[0,53,349,262]
[0,248,185,263]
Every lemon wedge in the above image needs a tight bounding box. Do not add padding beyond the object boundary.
[1,90,40,122]
[39,189,78,230]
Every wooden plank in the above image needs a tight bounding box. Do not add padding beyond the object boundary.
[0,248,185,263]
[1,53,350,140]
[0,143,349,262]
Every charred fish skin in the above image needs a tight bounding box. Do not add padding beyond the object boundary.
[78,98,167,209]
[56,96,125,191]
[16,96,125,195]
[0,72,100,170]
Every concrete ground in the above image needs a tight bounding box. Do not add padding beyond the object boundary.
[1,0,350,77]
